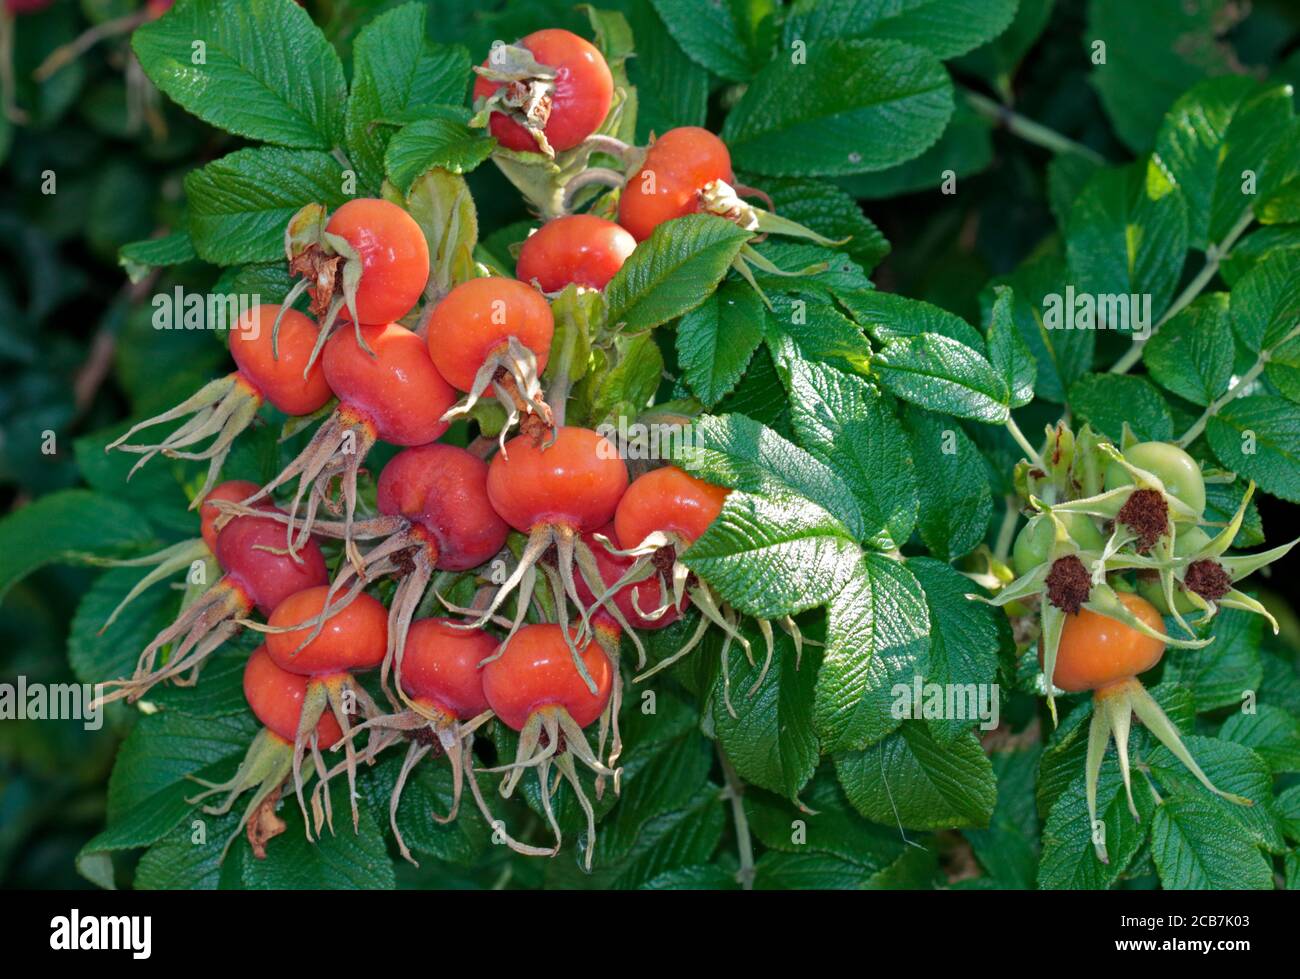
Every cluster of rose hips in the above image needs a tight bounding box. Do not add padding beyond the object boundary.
[93,28,827,869]
[974,424,1295,862]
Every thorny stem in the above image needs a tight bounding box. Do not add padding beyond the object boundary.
[718,748,754,891]
[1177,321,1300,447]
[993,495,1021,564]
[1004,415,1044,470]
[964,91,1105,165]
[1110,208,1256,375]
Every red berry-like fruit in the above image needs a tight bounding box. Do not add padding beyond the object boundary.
[516,215,636,292]
[473,29,613,153]
[265,586,388,677]
[376,443,509,571]
[425,277,554,392]
[488,426,627,533]
[323,322,455,446]
[481,623,612,731]
[324,199,430,325]
[614,465,729,549]
[244,645,344,745]
[574,524,680,631]
[198,480,263,554]
[215,514,329,616]
[618,128,734,241]
[400,618,496,720]
[230,304,333,416]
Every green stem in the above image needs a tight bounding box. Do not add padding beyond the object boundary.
[718,748,755,891]
[993,495,1020,564]
[1004,415,1044,469]
[1110,209,1255,375]
[964,91,1105,165]
[1177,321,1300,447]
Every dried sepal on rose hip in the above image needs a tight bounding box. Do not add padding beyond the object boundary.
[424,276,557,447]
[250,586,388,837]
[471,29,614,157]
[1044,593,1250,865]
[92,508,329,707]
[472,622,617,870]
[594,465,810,717]
[316,619,497,866]
[106,304,331,499]
[1133,481,1297,634]
[615,127,847,301]
[276,199,430,364]
[244,322,456,569]
[185,645,344,862]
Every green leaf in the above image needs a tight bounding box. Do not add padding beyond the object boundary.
[1206,396,1300,503]
[605,214,751,332]
[721,39,953,178]
[384,116,495,194]
[1038,762,1156,889]
[713,624,820,799]
[0,491,153,600]
[854,290,986,350]
[985,285,1035,408]
[675,283,766,408]
[625,0,708,141]
[835,722,995,829]
[1163,607,1263,713]
[133,0,346,149]
[838,95,993,198]
[1142,293,1233,406]
[118,232,197,284]
[184,147,349,265]
[1151,797,1274,889]
[648,0,770,81]
[907,557,1002,742]
[345,4,471,194]
[1147,735,1281,854]
[784,0,1019,60]
[241,778,396,889]
[390,167,479,302]
[1229,249,1300,350]
[954,0,1055,94]
[1152,77,1297,249]
[1066,160,1189,321]
[987,250,1094,404]
[68,567,176,686]
[901,405,992,561]
[814,553,930,752]
[747,769,918,869]
[1068,373,1174,442]
[754,177,891,274]
[872,332,1010,424]
[1087,0,1241,153]
[766,341,917,550]
[683,489,862,618]
[1218,705,1300,775]
[965,745,1042,888]
[107,710,258,817]
[360,754,490,865]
